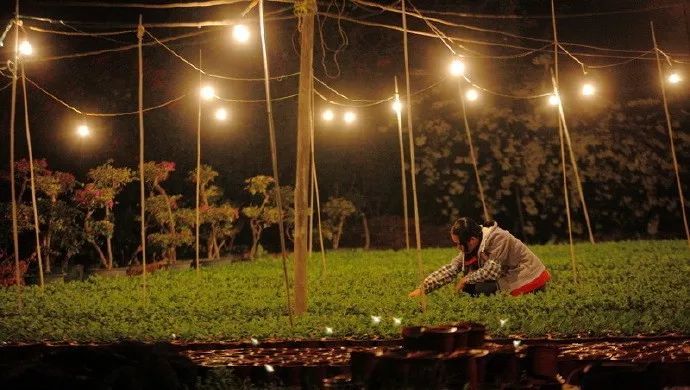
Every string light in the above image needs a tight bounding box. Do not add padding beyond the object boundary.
[343,111,357,124]
[449,58,465,76]
[667,72,682,84]
[199,85,215,101]
[392,99,402,114]
[548,94,561,106]
[214,107,228,121]
[581,82,596,97]
[465,88,479,101]
[76,124,90,138]
[232,24,250,43]
[18,41,33,56]
[322,109,334,121]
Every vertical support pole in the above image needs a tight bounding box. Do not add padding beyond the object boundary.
[137,16,147,288]
[20,62,44,288]
[309,78,327,275]
[9,5,21,290]
[401,0,425,310]
[195,49,202,274]
[394,76,410,250]
[651,22,690,250]
[260,0,294,323]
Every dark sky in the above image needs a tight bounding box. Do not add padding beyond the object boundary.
[1,0,688,208]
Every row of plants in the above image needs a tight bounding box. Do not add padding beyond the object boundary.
[1,240,688,342]
[1,159,360,279]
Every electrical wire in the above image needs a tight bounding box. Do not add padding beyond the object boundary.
[27,26,136,36]
[25,76,186,116]
[146,29,300,81]
[215,93,298,102]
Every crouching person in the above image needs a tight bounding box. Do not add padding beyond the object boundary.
[408,217,550,298]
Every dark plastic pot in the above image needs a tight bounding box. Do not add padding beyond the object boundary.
[350,349,382,384]
[402,326,427,351]
[580,362,655,390]
[453,321,486,348]
[526,345,560,379]
[479,346,520,385]
[402,325,470,353]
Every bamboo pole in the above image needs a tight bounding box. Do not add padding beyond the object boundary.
[137,16,147,289]
[9,5,22,290]
[459,85,490,222]
[309,77,327,275]
[394,76,410,250]
[260,0,294,324]
[195,49,202,274]
[20,62,45,288]
[551,0,577,283]
[651,21,690,251]
[401,0,425,310]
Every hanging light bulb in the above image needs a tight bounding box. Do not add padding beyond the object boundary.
[214,107,228,121]
[548,94,561,106]
[667,72,682,84]
[76,124,91,138]
[322,109,334,121]
[232,24,250,43]
[18,41,33,56]
[200,85,215,101]
[581,82,596,97]
[465,88,479,101]
[449,59,465,77]
[392,99,402,114]
[343,111,356,124]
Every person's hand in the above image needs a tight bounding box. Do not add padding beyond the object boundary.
[408,288,423,298]
[454,276,467,292]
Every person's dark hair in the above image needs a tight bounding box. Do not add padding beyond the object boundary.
[451,217,483,246]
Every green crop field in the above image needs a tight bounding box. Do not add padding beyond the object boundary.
[1,240,689,343]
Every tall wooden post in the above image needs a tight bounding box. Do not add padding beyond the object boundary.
[294,0,316,314]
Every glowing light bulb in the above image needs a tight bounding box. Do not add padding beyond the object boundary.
[392,99,402,114]
[343,111,356,124]
[465,88,479,101]
[371,315,381,325]
[667,72,682,84]
[18,41,33,56]
[233,24,250,43]
[548,94,561,106]
[449,59,465,76]
[581,83,596,97]
[322,109,334,121]
[76,124,90,138]
[214,107,228,121]
[200,85,215,101]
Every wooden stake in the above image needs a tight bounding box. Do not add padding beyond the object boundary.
[394,76,410,250]
[651,21,690,250]
[459,84,490,222]
[137,15,147,289]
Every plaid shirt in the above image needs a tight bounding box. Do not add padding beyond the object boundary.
[421,253,504,294]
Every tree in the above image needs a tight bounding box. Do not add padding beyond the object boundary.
[75,161,135,269]
[322,196,357,249]
[143,161,191,262]
[188,165,240,259]
[242,175,284,259]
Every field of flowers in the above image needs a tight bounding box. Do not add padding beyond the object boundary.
[1,240,689,343]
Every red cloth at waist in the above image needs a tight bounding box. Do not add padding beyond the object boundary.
[510,269,551,296]
[464,256,477,266]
